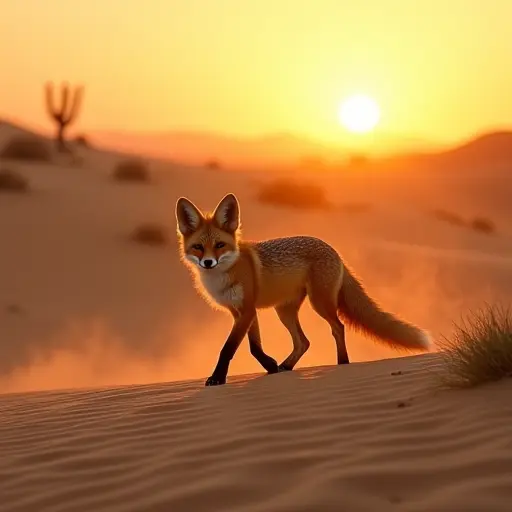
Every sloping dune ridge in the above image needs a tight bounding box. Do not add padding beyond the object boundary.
[2,355,512,511]
[2,122,512,510]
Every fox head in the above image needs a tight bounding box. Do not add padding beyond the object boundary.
[175,193,241,271]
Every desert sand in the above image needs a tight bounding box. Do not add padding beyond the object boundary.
[1,121,512,510]
[2,355,512,511]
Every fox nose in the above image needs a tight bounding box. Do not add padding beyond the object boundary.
[203,259,214,269]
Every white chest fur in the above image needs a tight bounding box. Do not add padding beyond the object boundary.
[197,270,244,308]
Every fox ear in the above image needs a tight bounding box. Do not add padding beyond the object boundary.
[213,193,240,232]
[176,197,203,235]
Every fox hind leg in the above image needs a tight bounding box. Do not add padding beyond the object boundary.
[247,315,279,374]
[275,290,311,371]
[308,284,350,365]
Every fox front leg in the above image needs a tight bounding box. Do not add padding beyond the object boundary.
[205,309,256,386]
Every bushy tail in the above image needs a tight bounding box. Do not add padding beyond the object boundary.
[337,266,431,351]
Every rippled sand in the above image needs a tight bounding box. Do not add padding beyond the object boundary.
[2,354,512,512]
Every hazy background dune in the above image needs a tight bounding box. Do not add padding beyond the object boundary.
[1,120,512,394]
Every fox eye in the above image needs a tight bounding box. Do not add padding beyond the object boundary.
[192,243,203,251]
[215,242,226,249]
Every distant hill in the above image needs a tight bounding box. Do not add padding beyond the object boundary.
[438,131,512,167]
[0,118,161,164]
[377,130,512,174]
[2,117,512,173]
[87,130,340,171]
[90,129,436,171]
[0,118,47,142]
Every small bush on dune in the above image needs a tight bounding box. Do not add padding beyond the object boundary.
[432,209,496,235]
[470,217,495,235]
[205,159,221,170]
[113,159,151,183]
[130,223,168,246]
[1,135,52,162]
[256,178,330,210]
[0,169,29,193]
[74,134,90,148]
[438,304,512,388]
[432,209,466,227]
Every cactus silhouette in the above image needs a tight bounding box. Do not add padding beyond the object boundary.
[45,82,84,152]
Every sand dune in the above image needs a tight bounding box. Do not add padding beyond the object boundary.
[2,354,512,511]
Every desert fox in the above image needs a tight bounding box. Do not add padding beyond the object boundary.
[176,193,431,386]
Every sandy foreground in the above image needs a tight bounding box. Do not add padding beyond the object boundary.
[1,354,512,512]
[1,123,512,510]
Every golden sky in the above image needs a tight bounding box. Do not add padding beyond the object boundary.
[1,0,511,147]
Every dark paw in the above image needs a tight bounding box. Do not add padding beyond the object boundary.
[205,375,226,386]
[278,363,292,372]
[265,358,279,375]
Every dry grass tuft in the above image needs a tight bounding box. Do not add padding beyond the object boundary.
[256,178,330,210]
[130,223,168,247]
[438,304,512,388]
[0,168,29,193]
[470,217,495,235]
[113,159,151,183]
[1,136,52,162]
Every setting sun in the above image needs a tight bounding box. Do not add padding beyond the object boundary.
[339,95,381,134]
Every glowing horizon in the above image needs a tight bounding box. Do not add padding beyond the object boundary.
[1,0,512,152]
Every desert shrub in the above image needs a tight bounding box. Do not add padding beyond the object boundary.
[205,159,221,170]
[0,135,52,162]
[74,134,90,148]
[256,178,330,210]
[470,217,495,235]
[431,210,496,235]
[438,304,512,388]
[130,223,168,246]
[0,168,29,193]
[432,209,466,227]
[112,159,150,183]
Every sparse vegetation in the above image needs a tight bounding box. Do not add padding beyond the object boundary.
[112,159,151,183]
[470,217,495,235]
[432,209,466,227]
[45,82,84,153]
[0,135,52,162]
[205,159,221,170]
[256,178,330,210]
[130,223,168,246]
[74,134,90,148]
[432,209,496,235]
[438,304,512,388]
[0,168,29,193]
